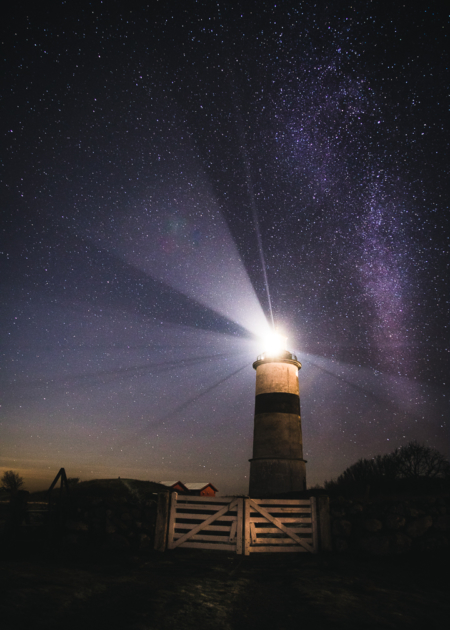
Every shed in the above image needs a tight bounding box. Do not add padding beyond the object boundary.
[184,483,218,497]
[159,481,189,494]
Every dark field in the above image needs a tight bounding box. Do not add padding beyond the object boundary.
[1,546,448,630]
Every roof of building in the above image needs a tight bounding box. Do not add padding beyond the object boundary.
[184,482,218,491]
[158,481,218,492]
[159,480,188,490]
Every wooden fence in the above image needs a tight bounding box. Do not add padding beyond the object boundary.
[157,493,330,555]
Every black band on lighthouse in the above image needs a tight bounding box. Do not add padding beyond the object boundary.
[255,392,300,416]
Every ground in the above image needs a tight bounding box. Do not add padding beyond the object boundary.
[1,546,448,630]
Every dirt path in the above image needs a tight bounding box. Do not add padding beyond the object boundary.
[1,548,449,629]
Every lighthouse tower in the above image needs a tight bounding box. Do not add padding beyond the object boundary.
[249,337,306,497]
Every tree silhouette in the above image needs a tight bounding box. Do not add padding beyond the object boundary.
[394,441,450,483]
[1,470,24,493]
[324,441,449,497]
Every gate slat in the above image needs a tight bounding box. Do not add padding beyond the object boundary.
[175,507,234,513]
[250,503,311,514]
[248,516,312,524]
[250,536,312,545]
[252,499,310,505]
[173,523,232,532]
[252,527,313,535]
[172,513,237,521]
[175,496,235,503]
[183,534,237,542]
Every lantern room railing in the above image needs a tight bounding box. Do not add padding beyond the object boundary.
[256,351,298,362]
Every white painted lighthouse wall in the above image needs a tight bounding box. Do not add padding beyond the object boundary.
[255,362,299,396]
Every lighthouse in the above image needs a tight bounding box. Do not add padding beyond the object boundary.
[249,334,306,497]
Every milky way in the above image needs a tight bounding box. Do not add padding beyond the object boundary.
[1,2,448,493]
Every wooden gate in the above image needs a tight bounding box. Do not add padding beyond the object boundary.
[167,494,244,553]
[165,494,319,554]
[244,497,317,554]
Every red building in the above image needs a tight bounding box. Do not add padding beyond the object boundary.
[159,481,188,493]
[159,481,218,497]
[184,483,218,497]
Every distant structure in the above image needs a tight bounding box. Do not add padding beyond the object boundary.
[184,482,218,497]
[249,339,306,497]
[159,481,218,497]
[159,481,188,494]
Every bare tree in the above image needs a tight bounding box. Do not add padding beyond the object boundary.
[393,441,450,482]
[1,470,24,493]
[324,441,449,496]
[324,453,398,496]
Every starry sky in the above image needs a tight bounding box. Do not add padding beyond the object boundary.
[1,1,448,494]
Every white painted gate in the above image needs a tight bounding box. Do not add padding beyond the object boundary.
[167,494,244,553]
[166,494,318,554]
[244,497,317,554]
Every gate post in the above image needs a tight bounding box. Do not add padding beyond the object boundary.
[243,498,251,556]
[154,492,171,551]
[236,498,244,555]
[317,495,332,551]
[310,496,318,552]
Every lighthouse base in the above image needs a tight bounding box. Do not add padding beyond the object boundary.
[249,458,307,497]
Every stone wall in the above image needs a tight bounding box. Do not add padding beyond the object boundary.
[61,496,158,550]
[330,494,450,555]
[8,495,160,552]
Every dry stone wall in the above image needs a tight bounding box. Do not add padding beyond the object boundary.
[329,494,450,555]
[61,496,159,550]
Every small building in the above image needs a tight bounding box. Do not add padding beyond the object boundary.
[184,483,218,497]
[158,481,218,497]
[159,481,188,494]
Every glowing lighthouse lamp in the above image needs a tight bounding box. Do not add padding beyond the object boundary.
[249,329,306,497]
[260,329,288,358]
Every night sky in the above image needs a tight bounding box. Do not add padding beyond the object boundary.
[2,1,448,494]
